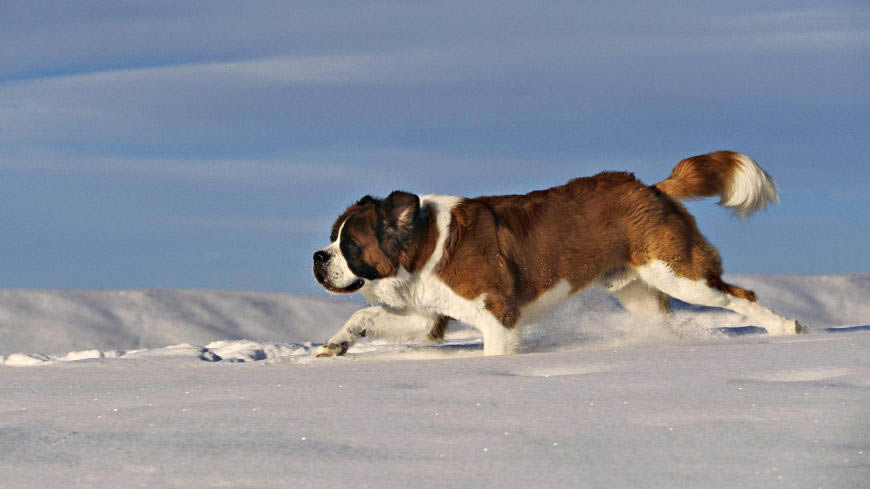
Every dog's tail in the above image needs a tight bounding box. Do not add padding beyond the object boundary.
[654,151,779,218]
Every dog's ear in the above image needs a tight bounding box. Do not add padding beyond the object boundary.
[331,195,380,242]
[384,191,420,230]
[355,195,379,207]
[378,191,420,255]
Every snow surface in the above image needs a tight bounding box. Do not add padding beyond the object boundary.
[1,275,868,488]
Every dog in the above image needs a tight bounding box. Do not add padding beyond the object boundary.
[312,151,802,357]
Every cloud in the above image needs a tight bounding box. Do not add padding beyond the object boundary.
[716,6,869,32]
[3,50,478,89]
[0,151,377,186]
[3,2,866,84]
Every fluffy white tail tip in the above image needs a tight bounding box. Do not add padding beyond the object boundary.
[720,154,780,218]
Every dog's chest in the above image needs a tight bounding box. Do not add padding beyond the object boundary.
[362,273,412,309]
[363,271,480,318]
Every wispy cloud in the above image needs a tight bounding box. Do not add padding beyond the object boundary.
[5,3,866,88]
[0,152,376,186]
[718,6,870,32]
[2,50,475,89]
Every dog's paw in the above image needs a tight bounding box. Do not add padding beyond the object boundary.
[314,342,348,358]
[769,319,805,336]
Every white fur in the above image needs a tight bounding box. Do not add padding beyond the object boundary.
[317,219,361,291]
[321,305,441,349]
[480,319,522,355]
[635,260,798,334]
[418,195,462,276]
[608,276,669,317]
[720,153,779,218]
[596,267,638,292]
[518,280,573,326]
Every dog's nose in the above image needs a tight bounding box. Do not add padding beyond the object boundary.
[313,250,331,265]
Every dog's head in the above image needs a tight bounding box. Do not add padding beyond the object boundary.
[313,191,421,294]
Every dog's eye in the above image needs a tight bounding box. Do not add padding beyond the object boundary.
[341,239,361,258]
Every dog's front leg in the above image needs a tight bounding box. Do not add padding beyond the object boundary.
[480,320,523,355]
[314,306,437,357]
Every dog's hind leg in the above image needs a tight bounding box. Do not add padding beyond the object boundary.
[635,260,802,335]
[426,315,451,342]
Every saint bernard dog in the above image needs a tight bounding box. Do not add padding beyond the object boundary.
[312,151,802,357]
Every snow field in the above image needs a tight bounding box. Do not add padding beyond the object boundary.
[1,330,867,489]
[1,274,868,488]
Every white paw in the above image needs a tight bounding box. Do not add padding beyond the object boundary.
[767,319,804,336]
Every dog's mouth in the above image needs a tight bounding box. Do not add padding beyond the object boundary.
[313,259,365,294]
[321,278,365,294]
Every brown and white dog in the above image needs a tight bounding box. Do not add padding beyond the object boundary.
[312,151,802,357]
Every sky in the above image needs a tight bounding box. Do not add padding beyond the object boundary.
[1,0,868,295]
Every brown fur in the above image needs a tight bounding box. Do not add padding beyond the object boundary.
[435,165,756,327]
[653,150,743,200]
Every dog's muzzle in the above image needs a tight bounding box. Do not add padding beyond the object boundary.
[312,250,364,293]
[312,250,331,285]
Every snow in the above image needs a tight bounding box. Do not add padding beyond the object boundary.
[0,288,360,358]
[1,275,868,488]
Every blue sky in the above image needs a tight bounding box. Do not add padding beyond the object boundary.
[1,1,868,295]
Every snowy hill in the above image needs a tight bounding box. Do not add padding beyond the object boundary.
[1,274,868,363]
[0,288,360,358]
[1,275,868,488]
